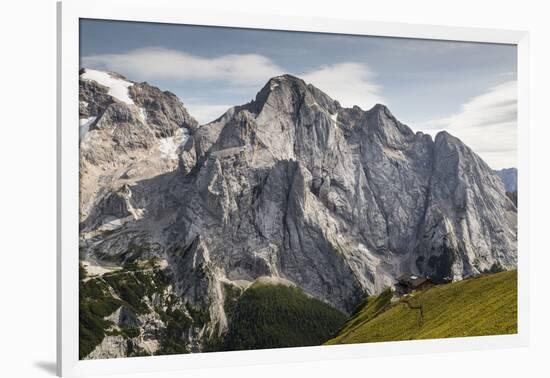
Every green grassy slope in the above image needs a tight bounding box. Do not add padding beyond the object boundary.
[222,283,347,351]
[326,270,517,345]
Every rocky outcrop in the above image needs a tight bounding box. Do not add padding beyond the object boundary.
[79,70,517,356]
[79,69,197,223]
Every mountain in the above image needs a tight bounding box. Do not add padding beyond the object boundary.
[326,269,517,345]
[79,69,517,358]
[494,167,518,193]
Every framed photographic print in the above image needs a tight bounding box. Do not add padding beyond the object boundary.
[57,1,530,376]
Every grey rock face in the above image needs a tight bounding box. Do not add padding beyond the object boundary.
[129,82,198,138]
[79,69,198,224]
[79,70,517,355]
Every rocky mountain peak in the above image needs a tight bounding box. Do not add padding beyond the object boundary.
[433,130,495,176]
[250,74,340,117]
[363,103,415,146]
[264,74,307,92]
[434,130,458,144]
[368,103,390,114]
[79,70,517,356]
[78,68,198,221]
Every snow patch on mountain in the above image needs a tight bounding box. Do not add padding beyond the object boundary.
[79,116,97,140]
[158,128,189,160]
[139,108,147,122]
[81,69,135,105]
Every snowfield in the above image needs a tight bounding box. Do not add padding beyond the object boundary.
[79,116,97,140]
[81,69,135,105]
[139,107,147,122]
[158,128,189,160]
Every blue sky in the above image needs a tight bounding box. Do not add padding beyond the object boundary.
[80,19,517,169]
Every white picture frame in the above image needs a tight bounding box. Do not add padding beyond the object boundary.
[57,1,530,376]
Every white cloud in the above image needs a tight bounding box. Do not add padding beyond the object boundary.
[413,81,517,169]
[82,50,385,110]
[301,63,385,110]
[185,104,233,125]
[82,47,284,87]
[82,47,515,168]
[82,49,387,122]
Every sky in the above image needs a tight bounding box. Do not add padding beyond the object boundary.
[80,19,518,169]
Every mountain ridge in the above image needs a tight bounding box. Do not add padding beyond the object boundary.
[78,68,517,358]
